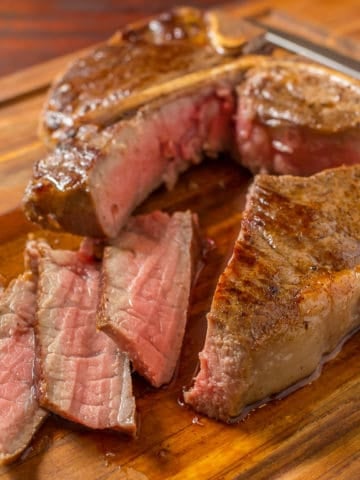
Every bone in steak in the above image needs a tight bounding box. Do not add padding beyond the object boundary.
[40,6,264,145]
[27,240,136,434]
[184,164,360,421]
[97,210,201,387]
[236,61,360,175]
[0,274,47,465]
[24,59,360,239]
[24,7,267,238]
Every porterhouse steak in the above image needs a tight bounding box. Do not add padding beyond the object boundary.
[24,58,360,238]
[40,6,264,145]
[184,164,360,421]
[17,5,360,431]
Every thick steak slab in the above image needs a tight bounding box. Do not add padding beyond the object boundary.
[25,85,236,238]
[27,240,136,434]
[236,61,360,175]
[97,210,200,387]
[185,165,360,421]
[24,59,360,239]
[0,275,47,465]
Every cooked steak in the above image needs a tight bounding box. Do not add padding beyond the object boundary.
[25,58,360,239]
[184,165,360,422]
[24,84,237,238]
[24,6,267,238]
[236,61,360,175]
[0,274,47,465]
[27,240,136,434]
[97,210,201,387]
[40,6,264,144]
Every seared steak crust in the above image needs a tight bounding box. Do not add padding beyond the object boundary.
[25,58,360,238]
[25,85,237,238]
[41,7,215,143]
[24,143,105,236]
[41,7,262,144]
[239,62,360,132]
[236,61,360,174]
[185,165,360,421]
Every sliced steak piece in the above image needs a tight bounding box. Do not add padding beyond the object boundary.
[184,164,360,422]
[27,240,136,434]
[24,83,238,238]
[97,210,201,387]
[40,6,264,144]
[0,274,47,465]
[236,61,360,175]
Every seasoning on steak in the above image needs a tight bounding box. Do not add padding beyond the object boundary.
[27,240,136,434]
[0,274,47,465]
[184,164,360,422]
[40,6,264,144]
[24,84,237,238]
[97,210,201,387]
[236,61,360,175]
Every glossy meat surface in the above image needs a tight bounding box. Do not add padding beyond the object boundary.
[185,165,360,421]
[26,58,360,239]
[41,7,262,144]
[98,210,200,387]
[236,61,360,174]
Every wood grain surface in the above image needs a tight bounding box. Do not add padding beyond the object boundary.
[0,1,360,479]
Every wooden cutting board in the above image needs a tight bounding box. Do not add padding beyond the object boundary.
[0,2,360,478]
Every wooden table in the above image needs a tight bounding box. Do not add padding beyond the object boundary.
[0,1,359,479]
[1,0,359,77]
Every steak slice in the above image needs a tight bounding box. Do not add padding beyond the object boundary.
[97,210,201,387]
[184,164,360,422]
[24,83,238,238]
[27,240,136,434]
[0,274,47,465]
[236,61,360,175]
[40,6,264,144]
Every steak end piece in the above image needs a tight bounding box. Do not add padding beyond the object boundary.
[27,240,136,434]
[185,164,360,421]
[24,85,236,238]
[236,61,360,175]
[97,210,201,387]
[0,274,47,465]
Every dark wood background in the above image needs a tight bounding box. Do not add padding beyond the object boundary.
[0,0,224,76]
[2,0,360,77]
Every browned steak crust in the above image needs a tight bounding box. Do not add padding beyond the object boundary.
[41,6,261,144]
[185,165,360,421]
[236,61,360,175]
